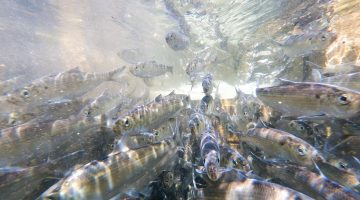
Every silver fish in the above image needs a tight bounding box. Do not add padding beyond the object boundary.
[113,91,189,137]
[238,128,324,168]
[200,125,221,181]
[39,139,176,200]
[129,61,173,79]
[202,73,214,95]
[256,80,360,119]
[165,31,190,51]
[0,113,112,167]
[249,154,360,200]
[274,30,336,57]
[198,178,314,200]
[0,66,126,112]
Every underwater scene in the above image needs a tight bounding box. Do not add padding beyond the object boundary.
[0,0,360,199]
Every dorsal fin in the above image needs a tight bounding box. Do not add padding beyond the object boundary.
[277,78,297,86]
[154,94,163,103]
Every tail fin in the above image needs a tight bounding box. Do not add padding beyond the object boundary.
[109,66,127,82]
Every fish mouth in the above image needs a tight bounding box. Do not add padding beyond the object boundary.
[207,164,219,181]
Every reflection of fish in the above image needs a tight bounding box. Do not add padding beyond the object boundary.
[113,92,189,137]
[238,128,324,168]
[0,113,112,167]
[256,80,360,119]
[249,154,360,200]
[39,139,176,200]
[273,30,336,57]
[0,67,126,112]
[130,61,173,78]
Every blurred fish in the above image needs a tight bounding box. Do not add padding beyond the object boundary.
[129,60,173,79]
[220,146,251,172]
[202,73,214,95]
[80,90,125,118]
[0,66,126,112]
[113,91,189,137]
[249,153,360,200]
[0,150,85,200]
[238,128,324,168]
[165,31,190,51]
[316,160,360,191]
[320,72,360,91]
[197,177,313,200]
[117,48,144,64]
[39,139,176,200]
[0,113,113,167]
[256,80,360,119]
[200,125,221,181]
[306,61,360,75]
[273,30,336,57]
[0,75,26,95]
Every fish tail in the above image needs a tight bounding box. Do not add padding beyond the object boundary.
[109,66,127,82]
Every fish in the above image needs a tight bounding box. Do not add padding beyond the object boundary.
[0,150,85,200]
[316,160,360,192]
[202,73,214,95]
[248,153,360,200]
[320,72,360,91]
[273,30,336,58]
[80,90,125,118]
[129,61,173,79]
[38,139,176,200]
[0,113,113,167]
[113,91,189,137]
[306,61,360,76]
[200,124,221,181]
[165,31,190,51]
[197,177,314,200]
[256,80,360,119]
[0,75,26,95]
[220,146,251,172]
[237,128,324,168]
[0,66,126,113]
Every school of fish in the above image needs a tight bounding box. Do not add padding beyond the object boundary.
[1,0,360,200]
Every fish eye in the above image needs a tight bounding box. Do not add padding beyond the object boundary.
[21,89,30,98]
[338,94,350,105]
[321,35,326,41]
[232,159,238,166]
[124,118,130,127]
[299,125,305,131]
[296,146,306,156]
[339,162,347,169]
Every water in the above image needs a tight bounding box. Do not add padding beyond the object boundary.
[0,0,359,199]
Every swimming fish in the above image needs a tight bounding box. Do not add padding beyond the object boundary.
[220,146,251,172]
[249,153,360,200]
[197,177,314,200]
[0,66,126,113]
[237,127,324,168]
[256,80,360,119]
[165,31,190,51]
[113,91,189,137]
[129,61,173,79]
[273,30,336,58]
[0,113,112,167]
[200,124,221,181]
[39,139,176,200]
